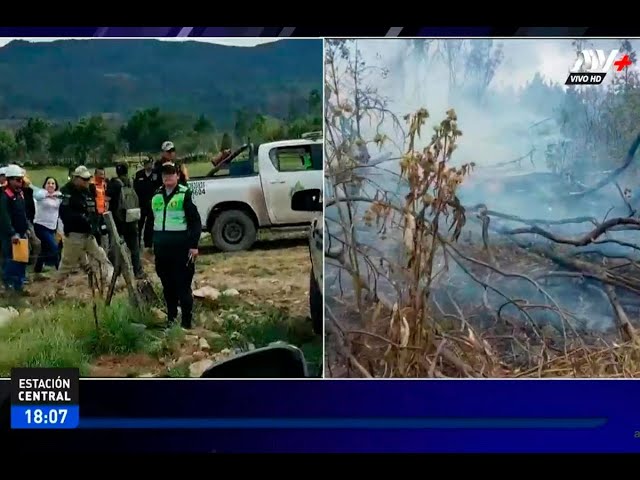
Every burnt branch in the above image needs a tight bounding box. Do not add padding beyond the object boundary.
[502,217,640,247]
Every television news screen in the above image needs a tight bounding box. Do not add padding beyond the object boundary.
[1,26,639,454]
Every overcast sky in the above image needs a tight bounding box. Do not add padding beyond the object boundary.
[493,39,633,88]
[0,37,281,48]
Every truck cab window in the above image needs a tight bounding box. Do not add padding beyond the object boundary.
[310,144,323,170]
[269,145,322,172]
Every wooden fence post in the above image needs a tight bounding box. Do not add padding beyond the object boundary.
[103,211,143,308]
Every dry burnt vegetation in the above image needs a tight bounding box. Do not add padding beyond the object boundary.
[324,38,640,378]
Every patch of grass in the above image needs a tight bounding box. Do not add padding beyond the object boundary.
[153,324,186,358]
[165,363,190,378]
[85,302,156,356]
[201,297,322,375]
[0,299,157,376]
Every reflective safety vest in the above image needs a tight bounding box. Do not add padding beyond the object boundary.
[92,180,106,214]
[151,184,189,232]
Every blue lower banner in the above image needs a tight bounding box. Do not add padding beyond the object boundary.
[1,380,640,452]
[11,405,80,429]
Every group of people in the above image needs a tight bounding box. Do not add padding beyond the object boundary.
[0,140,213,330]
[0,165,62,283]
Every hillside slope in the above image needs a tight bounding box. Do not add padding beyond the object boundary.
[0,39,323,125]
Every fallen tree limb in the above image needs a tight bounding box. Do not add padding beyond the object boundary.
[467,204,598,226]
[502,217,640,247]
[522,243,640,296]
[460,218,640,345]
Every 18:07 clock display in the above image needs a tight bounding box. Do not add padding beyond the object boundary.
[11,405,80,429]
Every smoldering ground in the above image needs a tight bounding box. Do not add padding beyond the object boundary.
[324,38,640,377]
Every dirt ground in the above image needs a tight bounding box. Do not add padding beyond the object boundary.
[192,235,312,319]
[12,232,314,377]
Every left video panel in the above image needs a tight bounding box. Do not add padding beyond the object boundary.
[0,37,324,378]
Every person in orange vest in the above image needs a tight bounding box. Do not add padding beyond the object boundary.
[92,167,108,214]
[91,166,109,249]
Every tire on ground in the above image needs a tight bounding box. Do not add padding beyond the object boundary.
[211,209,257,252]
[309,271,322,334]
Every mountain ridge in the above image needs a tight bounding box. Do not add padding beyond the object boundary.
[0,39,323,126]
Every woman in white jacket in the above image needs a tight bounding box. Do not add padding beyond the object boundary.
[33,176,63,274]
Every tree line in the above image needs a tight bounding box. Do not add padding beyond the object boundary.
[539,40,640,176]
[383,38,640,179]
[0,88,322,167]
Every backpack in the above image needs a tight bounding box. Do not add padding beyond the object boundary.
[115,178,141,223]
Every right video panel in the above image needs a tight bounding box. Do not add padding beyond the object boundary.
[323,38,640,378]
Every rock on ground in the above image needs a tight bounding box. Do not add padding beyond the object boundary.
[189,359,215,377]
[0,307,20,328]
[193,286,221,301]
[198,338,210,351]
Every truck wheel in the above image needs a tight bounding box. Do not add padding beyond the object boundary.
[309,271,322,334]
[211,209,257,252]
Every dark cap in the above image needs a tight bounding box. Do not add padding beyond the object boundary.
[161,162,178,174]
[115,162,128,176]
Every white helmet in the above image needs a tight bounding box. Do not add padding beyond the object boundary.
[5,164,24,178]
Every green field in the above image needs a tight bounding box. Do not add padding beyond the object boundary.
[25,161,213,188]
[25,151,314,188]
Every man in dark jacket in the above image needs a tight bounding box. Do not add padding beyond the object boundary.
[107,163,143,278]
[134,156,158,251]
[157,140,190,186]
[153,141,177,181]
[0,165,29,292]
[151,162,202,329]
[57,166,113,284]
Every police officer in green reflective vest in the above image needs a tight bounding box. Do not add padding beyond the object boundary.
[151,162,202,330]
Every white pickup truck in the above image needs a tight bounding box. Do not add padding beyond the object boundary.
[187,138,323,251]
